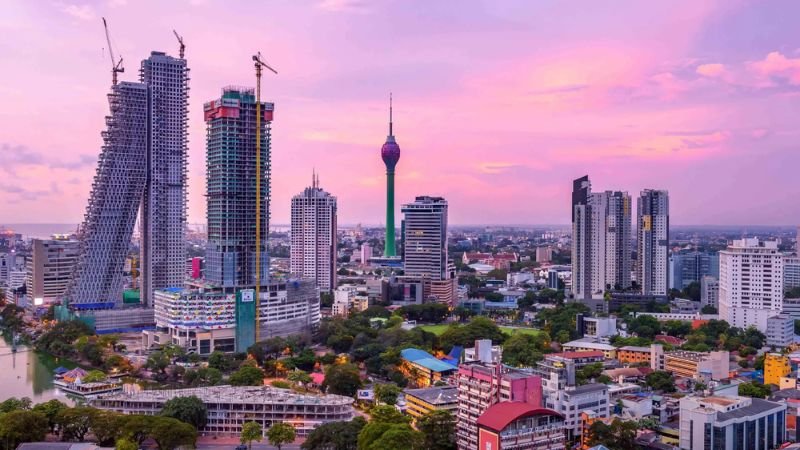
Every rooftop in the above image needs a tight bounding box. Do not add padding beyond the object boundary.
[404,386,458,405]
[563,340,615,351]
[549,350,605,359]
[401,348,458,373]
[92,385,353,406]
[476,402,562,432]
[566,383,608,396]
[619,345,651,352]
[716,398,784,421]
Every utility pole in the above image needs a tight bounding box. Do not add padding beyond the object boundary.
[252,52,277,343]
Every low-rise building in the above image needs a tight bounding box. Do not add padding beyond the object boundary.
[679,395,787,450]
[659,350,729,381]
[617,345,652,365]
[404,386,458,421]
[547,351,605,369]
[400,348,458,387]
[477,403,566,450]
[765,353,791,386]
[562,340,616,359]
[544,383,610,440]
[92,385,354,437]
[577,316,617,339]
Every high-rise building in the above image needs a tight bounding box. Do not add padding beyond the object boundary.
[381,96,400,257]
[669,251,720,290]
[719,238,784,331]
[290,174,337,292]
[784,256,800,290]
[701,275,719,308]
[26,238,80,306]
[66,81,149,308]
[637,189,669,296]
[401,196,455,304]
[570,176,632,299]
[571,176,592,300]
[203,87,272,288]
[139,51,189,306]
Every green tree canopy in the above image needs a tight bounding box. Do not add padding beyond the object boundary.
[645,371,676,393]
[323,363,362,397]
[374,383,401,405]
[417,410,456,450]
[149,416,197,450]
[301,417,366,450]
[160,395,208,429]
[230,365,266,386]
[501,332,549,367]
[241,421,263,450]
[0,410,48,450]
[738,382,771,399]
[56,406,97,441]
[267,422,297,450]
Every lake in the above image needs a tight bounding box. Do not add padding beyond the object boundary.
[0,337,76,405]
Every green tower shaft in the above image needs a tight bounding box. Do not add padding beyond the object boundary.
[384,170,396,256]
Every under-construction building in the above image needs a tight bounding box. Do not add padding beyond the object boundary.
[140,51,190,306]
[203,87,272,289]
[66,81,149,309]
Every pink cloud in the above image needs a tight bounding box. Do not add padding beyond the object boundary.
[748,51,800,85]
[696,63,727,78]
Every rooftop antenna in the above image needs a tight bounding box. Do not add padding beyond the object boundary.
[389,92,393,136]
[172,29,185,59]
[102,17,124,85]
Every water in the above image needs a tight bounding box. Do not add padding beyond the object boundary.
[0,338,76,405]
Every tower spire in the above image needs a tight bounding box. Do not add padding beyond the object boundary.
[312,167,316,189]
[389,92,393,137]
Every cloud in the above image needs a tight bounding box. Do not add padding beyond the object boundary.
[317,0,369,13]
[748,51,800,86]
[696,63,727,78]
[750,128,770,139]
[58,3,96,21]
[0,143,95,174]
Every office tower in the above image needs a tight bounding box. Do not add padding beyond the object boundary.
[571,176,592,299]
[637,189,669,296]
[571,176,632,298]
[139,51,189,306]
[402,196,455,304]
[719,238,784,332]
[290,173,338,293]
[700,275,719,308]
[679,395,786,450]
[669,251,720,290]
[66,81,149,307]
[203,87,272,288]
[26,238,80,305]
[784,256,800,289]
[381,96,400,257]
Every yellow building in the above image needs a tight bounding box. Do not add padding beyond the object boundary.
[764,353,790,386]
[403,386,458,421]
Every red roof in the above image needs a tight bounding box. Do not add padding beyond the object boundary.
[550,351,605,359]
[477,402,563,432]
[655,335,684,345]
[310,372,325,385]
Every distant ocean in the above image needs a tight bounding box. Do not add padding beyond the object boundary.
[0,224,80,240]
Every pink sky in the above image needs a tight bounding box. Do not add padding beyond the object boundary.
[1,0,799,226]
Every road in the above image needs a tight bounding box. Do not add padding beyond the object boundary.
[196,444,301,450]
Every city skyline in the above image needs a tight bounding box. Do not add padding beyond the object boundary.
[3,1,800,226]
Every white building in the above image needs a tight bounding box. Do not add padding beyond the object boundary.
[679,395,786,450]
[359,244,372,266]
[701,275,719,308]
[26,238,80,306]
[544,383,610,439]
[719,238,784,332]
[580,316,618,339]
[766,314,794,348]
[637,189,669,296]
[463,339,502,364]
[785,256,800,290]
[290,175,337,293]
[401,196,456,305]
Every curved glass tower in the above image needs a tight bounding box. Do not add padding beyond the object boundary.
[381,95,400,257]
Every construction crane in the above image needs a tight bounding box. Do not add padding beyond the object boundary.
[173,29,185,59]
[252,51,277,343]
[102,17,124,85]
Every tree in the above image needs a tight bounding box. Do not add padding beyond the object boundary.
[229,365,265,386]
[149,416,197,450]
[358,406,419,450]
[83,369,107,383]
[681,281,701,301]
[628,315,661,339]
[160,395,208,429]
[501,332,548,367]
[586,419,638,450]
[374,383,401,405]
[0,410,48,450]
[0,397,32,414]
[645,371,676,393]
[439,316,506,350]
[738,382,771,399]
[663,320,692,337]
[701,305,718,314]
[241,421,263,450]
[417,410,456,450]
[57,406,97,441]
[115,438,138,450]
[146,351,170,374]
[323,363,362,397]
[577,362,604,385]
[32,399,67,433]
[267,422,297,450]
[119,414,156,446]
[288,370,313,386]
[486,268,508,280]
[302,417,366,450]
[208,350,229,372]
[90,410,125,446]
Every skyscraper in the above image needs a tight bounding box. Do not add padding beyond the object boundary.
[401,196,455,304]
[571,176,632,299]
[381,95,400,257]
[571,176,592,299]
[719,238,784,332]
[203,87,272,288]
[66,81,149,307]
[140,51,189,306]
[27,238,80,306]
[637,189,669,296]
[290,173,337,293]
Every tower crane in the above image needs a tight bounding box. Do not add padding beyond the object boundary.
[102,17,124,85]
[252,51,277,343]
[173,29,185,59]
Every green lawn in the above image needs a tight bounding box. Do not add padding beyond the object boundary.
[417,324,541,336]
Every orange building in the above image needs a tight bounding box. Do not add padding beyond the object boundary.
[617,345,651,365]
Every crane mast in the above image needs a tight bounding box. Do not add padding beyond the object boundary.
[252,52,277,343]
[102,17,124,85]
[173,30,185,59]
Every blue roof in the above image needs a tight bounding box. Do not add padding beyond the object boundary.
[401,348,457,373]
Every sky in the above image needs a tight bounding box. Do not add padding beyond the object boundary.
[1,0,799,227]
